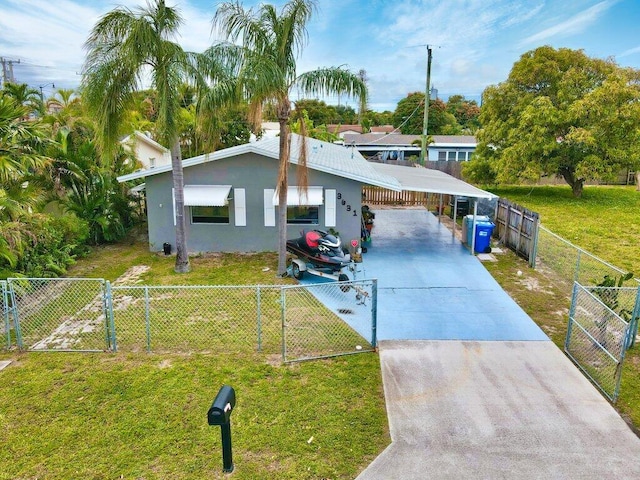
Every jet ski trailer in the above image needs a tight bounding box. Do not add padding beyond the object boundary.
[286,230,357,282]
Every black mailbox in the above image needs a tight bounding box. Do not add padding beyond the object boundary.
[208,385,236,425]
[207,385,236,473]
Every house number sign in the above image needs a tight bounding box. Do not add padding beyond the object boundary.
[337,192,357,216]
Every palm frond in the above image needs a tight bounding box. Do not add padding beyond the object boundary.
[296,67,368,104]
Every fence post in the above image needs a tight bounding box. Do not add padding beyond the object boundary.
[529,218,539,269]
[145,286,151,352]
[1,281,9,349]
[565,282,580,352]
[371,280,378,348]
[8,281,23,349]
[104,281,117,352]
[280,288,287,362]
[628,284,640,349]
[574,251,582,284]
[256,286,262,352]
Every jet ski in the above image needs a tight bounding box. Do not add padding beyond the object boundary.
[286,229,351,280]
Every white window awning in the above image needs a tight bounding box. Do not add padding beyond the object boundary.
[273,186,323,206]
[183,185,232,206]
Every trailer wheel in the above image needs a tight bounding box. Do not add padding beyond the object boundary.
[338,273,350,292]
[291,261,304,279]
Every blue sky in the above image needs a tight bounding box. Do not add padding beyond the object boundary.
[1,0,639,111]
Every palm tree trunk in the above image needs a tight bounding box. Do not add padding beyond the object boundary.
[276,100,291,276]
[170,138,191,273]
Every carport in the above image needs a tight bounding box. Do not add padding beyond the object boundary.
[369,162,497,255]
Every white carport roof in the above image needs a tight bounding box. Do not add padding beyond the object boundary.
[369,162,497,199]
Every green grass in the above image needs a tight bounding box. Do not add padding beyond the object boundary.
[0,234,389,479]
[482,184,640,429]
[0,352,387,480]
[488,185,640,274]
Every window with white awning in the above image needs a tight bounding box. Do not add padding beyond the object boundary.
[183,185,232,206]
[272,186,323,206]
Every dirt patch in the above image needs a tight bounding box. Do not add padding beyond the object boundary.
[517,276,555,294]
[113,265,151,285]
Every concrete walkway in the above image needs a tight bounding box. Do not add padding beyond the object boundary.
[354,208,640,479]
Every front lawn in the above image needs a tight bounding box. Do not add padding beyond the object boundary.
[0,239,389,480]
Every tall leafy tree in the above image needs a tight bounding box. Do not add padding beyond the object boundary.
[474,46,640,197]
[82,0,206,272]
[392,92,458,135]
[213,0,367,275]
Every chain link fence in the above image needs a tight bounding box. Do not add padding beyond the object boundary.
[7,278,112,351]
[3,278,377,362]
[565,283,633,402]
[282,279,376,363]
[109,285,283,354]
[536,226,639,299]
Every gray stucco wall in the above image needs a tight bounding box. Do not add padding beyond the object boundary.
[145,153,363,253]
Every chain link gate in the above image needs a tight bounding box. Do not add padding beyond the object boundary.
[281,279,377,363]
[565,283,636,402]
[7,278,113,351]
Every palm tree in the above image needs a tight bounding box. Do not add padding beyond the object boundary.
[82,0,203,272]
[2,82,42,118]
[213,0,368,275]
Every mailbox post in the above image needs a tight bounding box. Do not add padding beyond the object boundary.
[207,385,236,473]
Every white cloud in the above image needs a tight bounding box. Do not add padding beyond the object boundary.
[520,0,619,46]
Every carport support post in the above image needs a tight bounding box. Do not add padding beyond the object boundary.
[470,200,478,255]
[438,194,443,223]
[452,196,459,237]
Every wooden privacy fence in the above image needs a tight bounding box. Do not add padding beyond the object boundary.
[362,186,430,206]
[494,198,540,266]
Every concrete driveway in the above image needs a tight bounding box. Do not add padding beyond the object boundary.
[354,208,640,479]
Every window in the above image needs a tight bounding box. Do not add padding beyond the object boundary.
[287,206,319,225]
[191,205,230,224]
[448,151,457,161]
[438,151,447,161]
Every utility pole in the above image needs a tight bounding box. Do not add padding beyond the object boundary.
[1,57,20,86]
[420,46,432,166]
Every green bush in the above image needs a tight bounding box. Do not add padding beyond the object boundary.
[7,214,90,278]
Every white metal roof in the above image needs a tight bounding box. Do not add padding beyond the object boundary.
[369,163,497,199]
[118,134,402,192]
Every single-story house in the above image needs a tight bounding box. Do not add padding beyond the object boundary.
[117,134,401,253]
[370,125,398,134]
[326,124,363,138]
[121,131,172,169]
[341,133,476,162]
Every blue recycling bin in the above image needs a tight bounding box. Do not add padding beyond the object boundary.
[463,215,491,246]
[473,221,495,253]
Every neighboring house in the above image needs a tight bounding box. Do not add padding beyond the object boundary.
[121,131,172,169]
[429,135,476,162]
[326,124,363,139]
[342,133,477,163]
[370,125,397,134]
[250,122,280,142]
[117,134,401,253]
